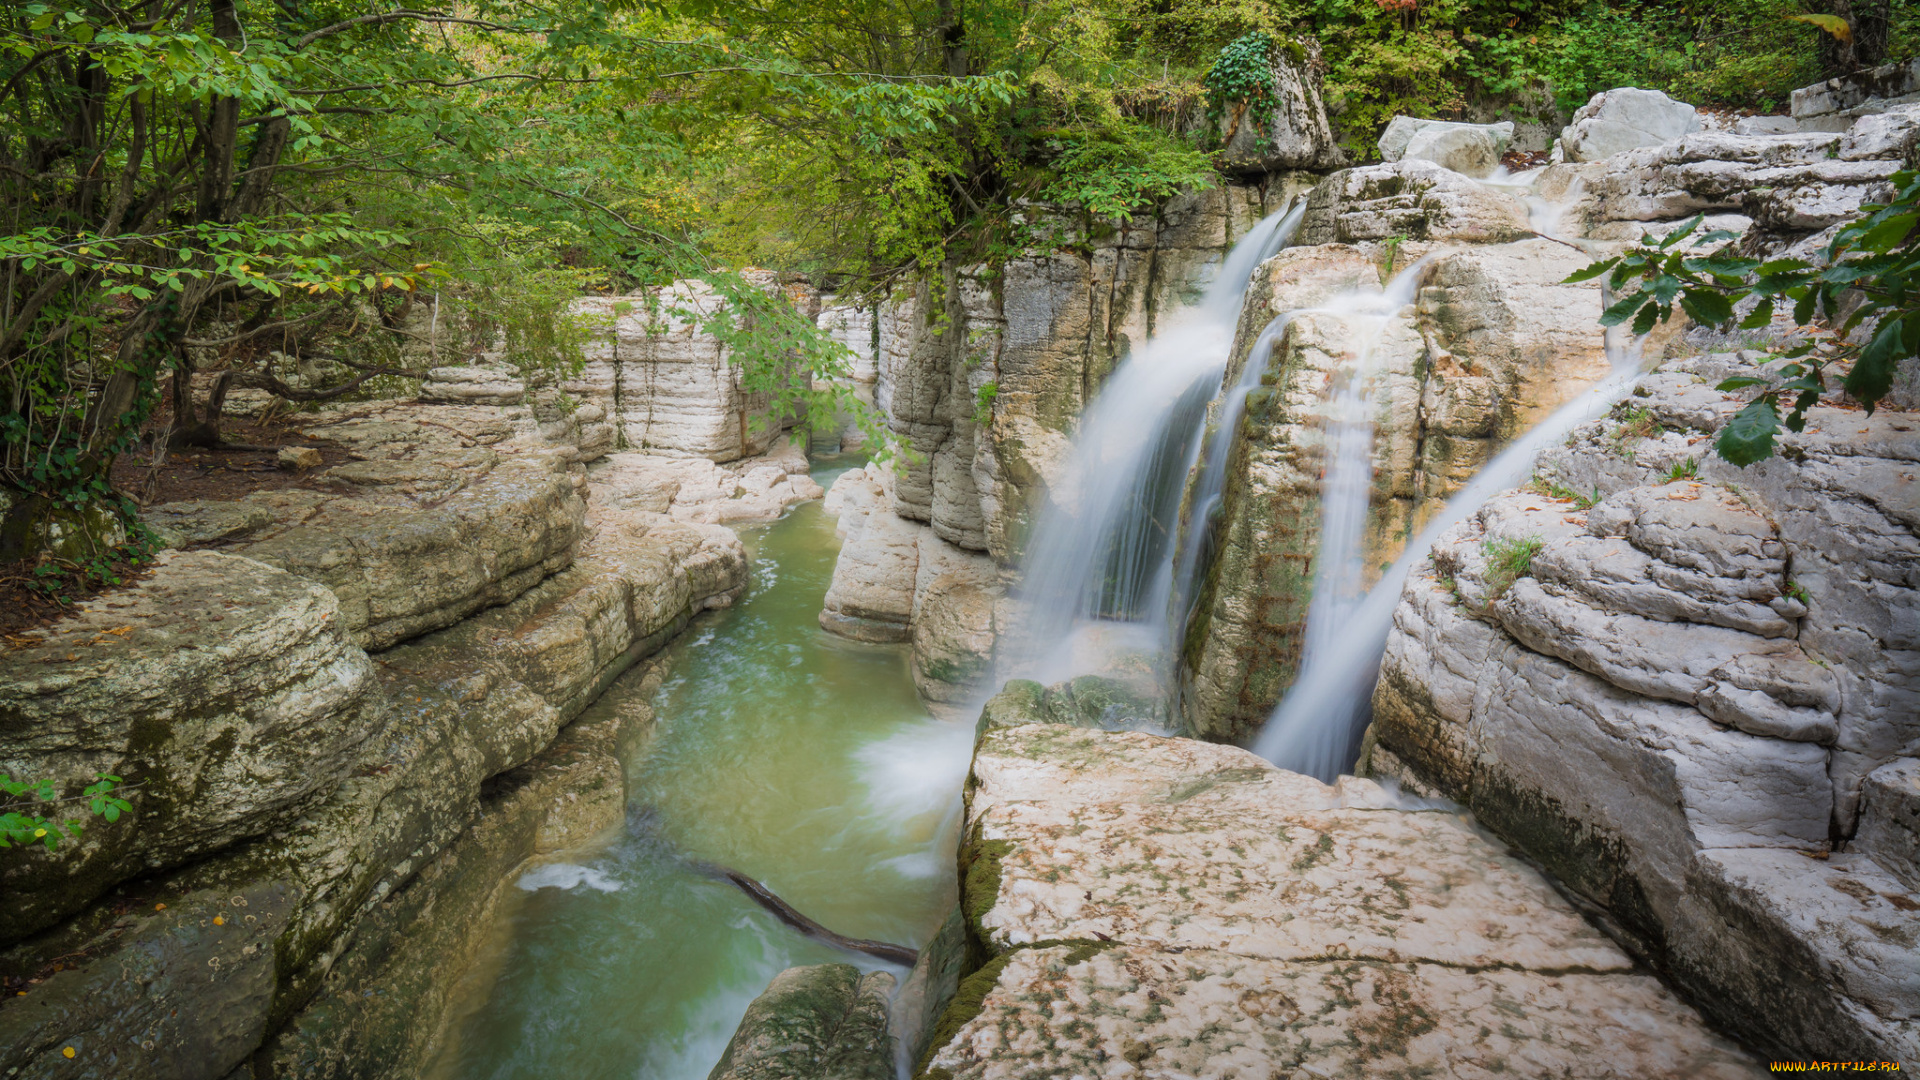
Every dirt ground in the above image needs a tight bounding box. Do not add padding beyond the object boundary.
[1,410,353,637]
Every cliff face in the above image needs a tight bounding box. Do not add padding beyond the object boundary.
[0,399,759,1080]
[1366,353,1919,1064]
[1177,100,1920,744]
[819,180,1317,708]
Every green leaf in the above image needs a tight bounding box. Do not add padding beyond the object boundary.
[1599,292,1645,327]
[1844,317,1905,411]
[1716,376,1770,390]
[1788,13,1853,42]
[1679,289,1734,326]
[1563,258,1619,284]
[1631,301,1662,336]
[1716,397,1782,466]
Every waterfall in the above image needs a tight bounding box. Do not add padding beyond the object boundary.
[1005,199,1305,687]
[1250,358,1640,778]
[1252,173,1638,780]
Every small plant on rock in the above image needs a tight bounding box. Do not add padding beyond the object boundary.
[1667,456,1700,482]
[1526,473,1600,510]
[973,382,1000,426]
[1481,535,1544,601]
[1,774,132,853]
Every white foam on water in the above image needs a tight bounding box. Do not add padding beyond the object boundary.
[515,863,625,893]
[855,718,977,840]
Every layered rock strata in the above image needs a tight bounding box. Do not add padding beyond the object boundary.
[1181,82,1920,743]
[820,466,1000,711]
[914,720,1763,1078]
[1180,181,1616,741]
[0,401,750,1080]
[1368,353,1920,1065]
[565,275,814,462]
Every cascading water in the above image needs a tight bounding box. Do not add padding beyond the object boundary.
[1007,199,1304,687]
[1251,172,1640,780]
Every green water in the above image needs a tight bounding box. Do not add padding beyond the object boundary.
[435,458,969,1079]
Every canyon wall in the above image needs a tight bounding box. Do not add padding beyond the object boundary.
[1366,352,1919,1064]
[0,391,822,1079]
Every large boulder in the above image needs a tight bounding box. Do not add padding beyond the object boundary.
[1296,159,1533,245]
[0,552,382,942]
[917,723,1763,1078]
[1559,87,1701,162]
[1792,55,1920,133]
[708,965,895,1080]
[1215,38,1345,175]
[1378,116,1514,178]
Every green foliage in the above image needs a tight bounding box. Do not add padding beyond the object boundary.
[1205,32,1279,145]
[1038,134,1215,222]
[1,774,131,852]
[1568,173,1919,466]
[973,382,1000,426]
[1526,473,1599,509]
[1666,456,1700,482]
[1481,534,1543,600]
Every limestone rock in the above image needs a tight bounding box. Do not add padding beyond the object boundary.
[277,445,324,471]
[1369,357,1920,1065]
[591,438,817,526]
[1792,56,1920,132]
[1298,159,1533,245]
[567,281,804,463]
[911,537,1000,708]
[1215,39,1345,175]
[1560,87,1701,162]
[417,362,525,406]
[0,552,382,942]
[0,882,296,1080]
[234,456,585,650]
[1857,759,1920,893]
[975,675,1166,734]
[1184,239,1612,741]
[820,467,922,642]
[922,723,1762,1079]
[144,498,280,548]
[927,946,1760,1080]
[1735,115,1800,136]
[1378,116,1514,178]
[1575,132,1900,234]
[709,965,895,1080]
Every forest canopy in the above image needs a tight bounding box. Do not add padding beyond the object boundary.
[1,0,1912,567]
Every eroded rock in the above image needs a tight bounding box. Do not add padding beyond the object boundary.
[920,722,1762,1078]
[708,964,895,1080]
[1559,87,1701,162]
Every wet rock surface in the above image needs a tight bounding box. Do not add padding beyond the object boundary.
[917,722,1762,1079]
[709,964,896,1080]
[1183,234,1617,742]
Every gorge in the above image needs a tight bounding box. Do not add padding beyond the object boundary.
[1,7,1917,1080]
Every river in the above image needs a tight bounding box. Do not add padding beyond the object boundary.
[432,456,968,1079]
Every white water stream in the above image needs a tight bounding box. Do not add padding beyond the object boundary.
[1253,170,1640,779]
[1005,201,1304,688]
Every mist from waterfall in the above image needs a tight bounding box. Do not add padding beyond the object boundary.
[1005,199,1305,687]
